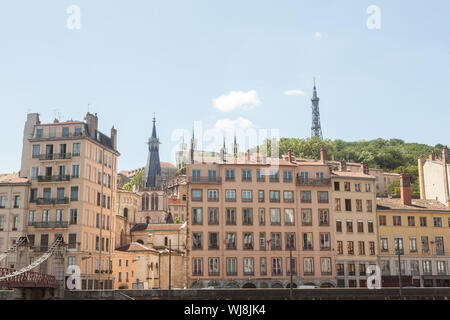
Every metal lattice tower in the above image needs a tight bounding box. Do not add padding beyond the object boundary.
[311,78,323,139]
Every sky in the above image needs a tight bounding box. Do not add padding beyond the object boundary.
[0,0,449,173]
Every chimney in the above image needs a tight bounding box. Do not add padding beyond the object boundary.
[400,173,412,206]
[85,112,98,138]
[442,146,449,164]
[361,162,369,175]
[20,113,40,178]
[246,149,251,162]
[288,149,293,163]
[111,126,117,151]
[429,152,436,161]
[340,159,347,172]
[320,148,327,164]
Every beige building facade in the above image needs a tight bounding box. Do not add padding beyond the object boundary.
[20,112,119,290]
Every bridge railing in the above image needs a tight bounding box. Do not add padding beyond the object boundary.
[0,267,58,289]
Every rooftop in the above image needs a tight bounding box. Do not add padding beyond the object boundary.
[376,198,450,212]
[0,173,29,184]
[331,171,376,179]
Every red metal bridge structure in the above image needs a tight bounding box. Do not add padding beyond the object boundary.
[0,267,58,289]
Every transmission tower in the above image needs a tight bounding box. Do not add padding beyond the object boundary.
[311,78,323,139]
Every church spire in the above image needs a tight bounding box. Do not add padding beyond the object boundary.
[311,78,323,139]
[143,114,162,189]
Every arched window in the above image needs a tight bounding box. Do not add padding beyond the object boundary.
[155,194,159,210]
[146,216,150,224]
[151,194,155,210]
[136,239,144,245]
[145,194,149,211]
[124,208,128,219]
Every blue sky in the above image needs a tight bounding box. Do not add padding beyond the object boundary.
[0,0,449,172]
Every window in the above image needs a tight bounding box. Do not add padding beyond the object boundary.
[226,258,237,275]
[283,191,294,202]
[366,200,373,212]
[260,257,267,275]
[435,236,445,255]
[437,261,447,275]
[407,216,415,227]
[242,169,252,181]
[36,128,43,138]
[369,241,375,255]
[225,169,235,181]
[303,258,314,275]
[208,208,219,225]
[300,191,311,203]
[192,258,203,276]
[258,190,264,202]
[336,220,342,232]
[269,190,280,202]
[393,216,402,226]
[270,233,282,250]
[358,241,365,255]
[258,208,265,225]
[357,221,364,233]
[31,167,39,180]
[243,233,254,250]
[318,209,329,226]
[272,258,282,276]
[334,198,341,211]
[409,237,417,252]
[355,183,361,192]
[74,127,82,136]
[344,182,351,191]
[207,190,219,201]
[356,199,363,212]
[226,208,236,225]
[259,232,266,250]
[13,195,20,208]
[319,233,330,250]
[394,237,404,254]
[225,190,236,201]
[346,220,353,232]
[242,190,252,202]
[420,217,427,227]
[68,233,77,249]
[42,210,50,222]
[337,263,344,276]
[283,170,293,182]
[348,264,356,276]
[365,184,371,192]
[226,233,236,250]
[72,164,80,178]
[334,181,340,191]
[192,233,202,249]
[243,208,253,225]
[368,221,374,233]
[269,170,279,182]
[379,215,386,226]
[208,233,219,250]
[285,233,296,250]
[422,260,432,274]
[301,208,312,226]
[345,199,352,211]
[302,233,313,250]
[317,191,328,203]
[69,209,78,225]
[70,186,79,201]
[192,170,201,179]
[243,258,254,275]
[191,189,202,201]
[49,127,56,138]
[192,208,202,224]
[256,169,265,182]
[284,208,295,225]
[347,241,354,255]
[320,258,332,275]
[286,257,297,275]
[300,171,309,179]
[270,208,281,225]
[421,236,429,253]
[32,145,40,158]
[337,241,343,254]
[433,217,443,227]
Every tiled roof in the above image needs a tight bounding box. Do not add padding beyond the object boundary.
[0,173,29,184]
[130,223,148,232]
[115,242,154,252]
[332,171,376,179]
[376,198,450,212]
[161,162,176,168]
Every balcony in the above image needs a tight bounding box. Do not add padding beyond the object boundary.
[38,175,71,183]
[269,177,279,183]
[29,221,68,229]
[36,197,70,205]
[257,177,265,182]
[296,177,331,186]
[189,176,222,184]
[38,153,72,161]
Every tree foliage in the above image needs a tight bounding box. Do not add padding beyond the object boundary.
[121,169,145,191]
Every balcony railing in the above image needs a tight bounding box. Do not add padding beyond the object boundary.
[36,197,70,205]
[38,175,71,182]
[296,177,331,186]
[38,153,72,161]
[29,221,68,229]
[188,176,222,184]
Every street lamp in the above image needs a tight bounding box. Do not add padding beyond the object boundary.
[395,238,403,298]
[289,234,294,300]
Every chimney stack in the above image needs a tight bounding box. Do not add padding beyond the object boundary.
[85,112,98,138]
[400,173,412,206]
[288,149,293,163]
[320,148,327,164]
[246,149,251,162]
[340,159,347,172]
[429,152,436,161]
[111,126,117,151]
[361,162,369,175]
[442,146,449,164]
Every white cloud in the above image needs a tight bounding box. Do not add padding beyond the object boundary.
[284,89,305,96]
[214,117,255,131]
[212,90,261,112]
[313,32,328,40]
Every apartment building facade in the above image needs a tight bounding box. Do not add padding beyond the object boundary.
[186,150,336,288]
[20,112,119,290]
[377,174,450,287]
[331,162,378,287]
[0,173,30,268]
